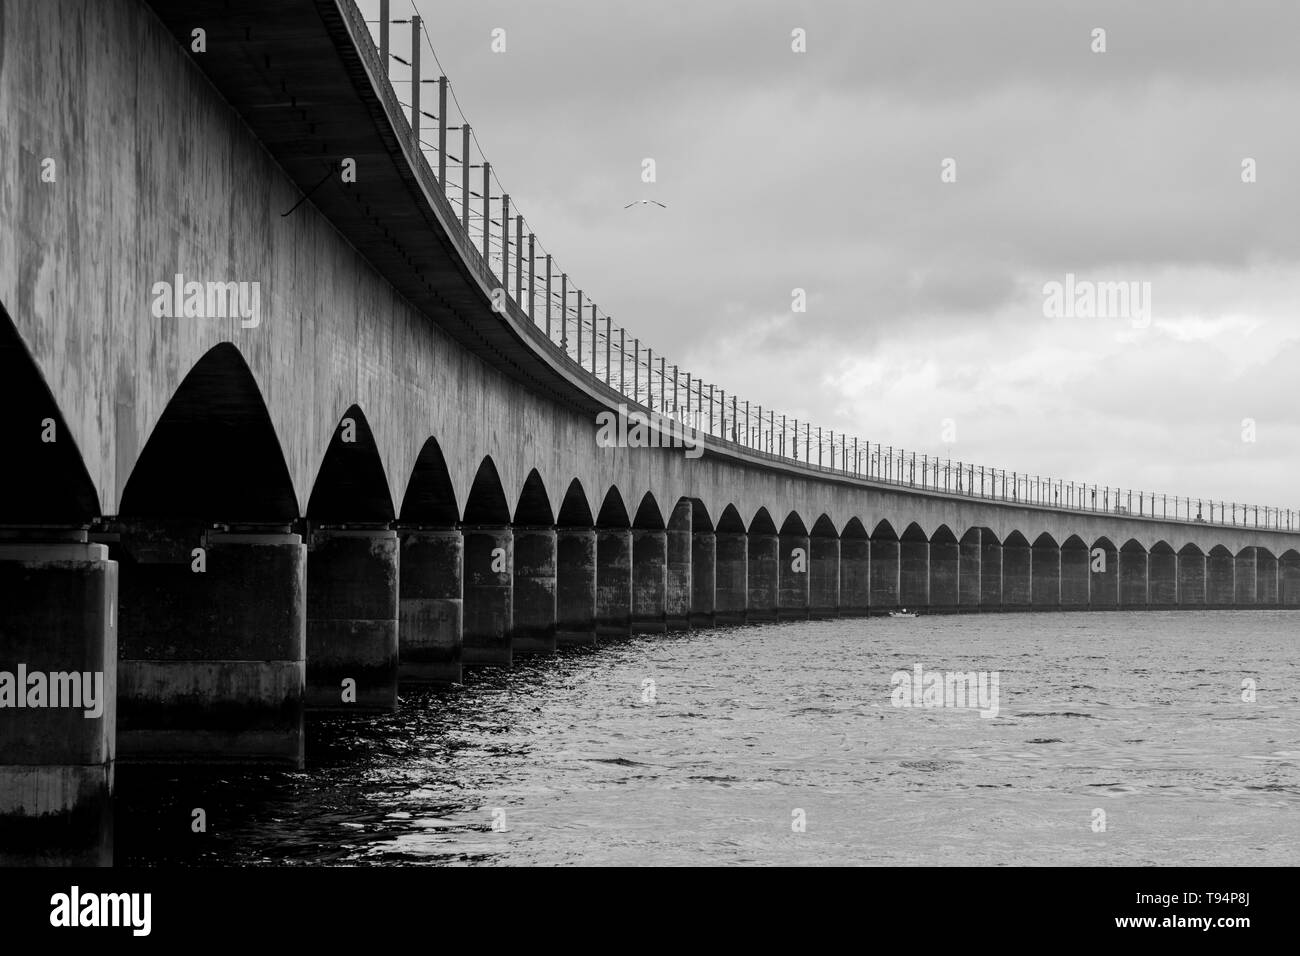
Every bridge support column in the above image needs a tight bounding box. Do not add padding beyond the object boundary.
[398,528,462,683]
[1031,541,1060,609]
[958,530,981,608]
[512,527,557,655]
[1257,550,1278,605]
[666,500,692,629]
[1090,542,1118,608]
[1234,548,1256,606]
[810,535,839,618]
[1207,549,1235,606]
[1060,542,1089,608]
[747,532,779,622]
[1119,546,1148,608]
[1002,538,1030,608]
[463,525,513,665]
[870,537,900,610]
[778,532,810,620]
[596,528,632,637]
[113,525,306,766]
[556,528,597,645]
[929,537,959,609]
[690,530,716,626]
[1149,548,1177,607]
[979,532,1002,608]
[0,534,116,866]
[839,535,869,615]
[1280,552,1300,606]
[631,529,668,633]
[307,527,399,711]
[714,531,747,625]
[899,536,928,609]
[1177,549,1206,606]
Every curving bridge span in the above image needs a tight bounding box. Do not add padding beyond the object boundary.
[2,0,1298,862]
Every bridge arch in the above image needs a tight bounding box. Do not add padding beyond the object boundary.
[399,437,459,525]
[514,469,555,526]
[307,405,394,523]
[120,342,297,521]
[0,302,99,523]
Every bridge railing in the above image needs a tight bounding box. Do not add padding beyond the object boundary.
[350,0,1296,535]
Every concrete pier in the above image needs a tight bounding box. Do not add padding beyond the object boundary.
[1177,546,1206,606]
[980,532,1002,608]
[809,531,840,618]
[691,529,717,626]
[398,528,463,683]
[306,527,399,711]
[463,525,513,665]
[556,528,598,645]
[1207,546,1235,606]
[777,522,811,620]
[631,528,668,633]
[747,531,779,622]
[1060,538,1089,608]
[596,528,633,637]
[870,526,901,609]
[0,536,116,866]
[1031,534,1060,608]
[666,500,693,629]
[512,526,557,654]
[1149,543,1178,607]
[1002,533,1031,608]
[1119,541,1148,608]
[838,530,870,615]
[1234,548,1257,606]
[1090,539,1118,609]
[114,526,306,766]
[929,529,959,609]
[899,525,929,608]
[715,530,748,625]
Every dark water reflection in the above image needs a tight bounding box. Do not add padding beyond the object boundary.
[115,611,1300,865]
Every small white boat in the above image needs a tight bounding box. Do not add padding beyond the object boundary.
[888,608,918,618]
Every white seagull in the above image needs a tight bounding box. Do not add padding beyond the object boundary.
[624,199,667,209]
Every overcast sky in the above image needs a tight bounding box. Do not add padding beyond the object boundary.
[363,0,1300,508]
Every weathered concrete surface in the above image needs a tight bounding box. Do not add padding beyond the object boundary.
[1,0,1296,579]
[398,528,462,682]
[556,528,597,645]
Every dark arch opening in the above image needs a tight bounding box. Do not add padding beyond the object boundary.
[901,522,928,543]
[398,436,459,525]
[1178,543,1205,556]
[1209,545,1232,557]
[463,457,511,525]
[1091,536,1117,551]
[690,499,714,532]
[1032,532,1058,549]
[960,527,982,545]
[811,514,838,538]
[514,469,554,526]
[668,497,692,532]
[748,507,778,536]
[780,511,809,537]
[1281,549,1300,562]
[120,343,296,520]
[556,478,594,527]
[1062,534,1087,550]
[1121,539,1146,554]
[842,517,868,539]
[306,405,394,522]
[717,505,745,534]
[871,519,897,541]
[1004,531,1030,548]
[931,525,958,545]
[596,487,630,528]
[1151,541,1176,555]
[0,303,100,523]
[633,492,665,530]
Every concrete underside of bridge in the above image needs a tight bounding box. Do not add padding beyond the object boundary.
[2,0,1299,864]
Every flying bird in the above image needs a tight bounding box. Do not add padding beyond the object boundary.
[624,200,667,209]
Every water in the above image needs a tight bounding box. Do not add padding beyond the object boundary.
[115,611,1300,866]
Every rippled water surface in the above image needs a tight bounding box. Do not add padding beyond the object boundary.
[116,611,1300,865]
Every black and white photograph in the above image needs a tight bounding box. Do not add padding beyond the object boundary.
[0,0,1291,931]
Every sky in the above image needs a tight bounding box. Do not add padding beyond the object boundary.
[360,0,1300,508]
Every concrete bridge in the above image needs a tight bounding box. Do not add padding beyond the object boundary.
[2,0,1298,864]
